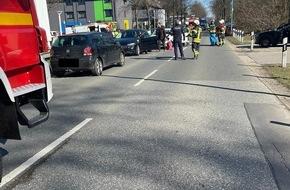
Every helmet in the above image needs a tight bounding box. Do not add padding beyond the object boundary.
[194,20,200,25]
[219,19,225,24]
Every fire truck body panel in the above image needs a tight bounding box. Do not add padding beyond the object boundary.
[0,0,52,140]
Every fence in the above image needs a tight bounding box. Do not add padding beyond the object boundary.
[232,29,244,43]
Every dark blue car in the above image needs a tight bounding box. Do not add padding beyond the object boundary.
[114,29,159,55]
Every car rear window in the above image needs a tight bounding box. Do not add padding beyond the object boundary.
[52,35,88,47]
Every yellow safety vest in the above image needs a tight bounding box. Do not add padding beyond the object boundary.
[192,27,202,43]
[209,24,216,33]
[221,25,226,34]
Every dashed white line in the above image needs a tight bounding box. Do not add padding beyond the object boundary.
[0,118,92,188]
[134,70,158,87]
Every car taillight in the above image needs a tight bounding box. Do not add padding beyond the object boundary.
[84,47,92,56]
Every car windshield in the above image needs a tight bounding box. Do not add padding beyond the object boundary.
[115,30,138,39]
[52,35,88,47]
[276,23,289,31]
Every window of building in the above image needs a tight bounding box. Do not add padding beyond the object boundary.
[66,0,73,5]
[78,0,85,4]
[105,9,113,17]
[78,11,86,19]
[104,0,112,3]
[66,12,74,19]
[124,10,126,17]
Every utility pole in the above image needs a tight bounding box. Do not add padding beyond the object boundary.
[222,0,225,20]
[230,0,234,31]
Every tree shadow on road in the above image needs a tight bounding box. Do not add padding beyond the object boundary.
[102,74,290,98]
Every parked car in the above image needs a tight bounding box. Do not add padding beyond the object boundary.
[114,29,159,55]
[50,32,125,77]
[150,28,173,49]
[225,24,234,36]
[255,23,290,47]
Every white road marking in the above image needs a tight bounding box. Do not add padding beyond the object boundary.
[134,70,158,87]
[0,118,92,187]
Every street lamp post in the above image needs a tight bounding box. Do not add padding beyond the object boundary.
[230,0,234,32]
[57,11,63,35]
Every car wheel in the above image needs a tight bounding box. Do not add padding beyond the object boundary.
[117,52,125,66]
[54,71,65,77]
[92,58,103,76]
[260,38,271,47]
[135,45,140,56]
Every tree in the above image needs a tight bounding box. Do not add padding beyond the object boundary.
[190,1,207,18]
[141,0,161,29]
[211,0,289,33]
[46,0,63,12]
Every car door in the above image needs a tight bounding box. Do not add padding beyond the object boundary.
[91,33,109,66]
[102,33,120,64]
[139,30,159,51]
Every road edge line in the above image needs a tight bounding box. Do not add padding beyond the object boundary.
[0,118,92,188]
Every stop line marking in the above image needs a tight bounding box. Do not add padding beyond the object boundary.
[0,118,92,188]
[134,70,158,87]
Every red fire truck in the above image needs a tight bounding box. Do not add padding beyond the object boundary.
[0,0,53,140]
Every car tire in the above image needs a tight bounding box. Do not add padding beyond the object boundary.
[260,38,271,47]
[92,58,103,76]
[135,45,140,56]
[117,52,125,66]
[54,71,65,77]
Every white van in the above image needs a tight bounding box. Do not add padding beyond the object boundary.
[65,23,109,34]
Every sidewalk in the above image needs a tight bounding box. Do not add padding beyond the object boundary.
[228,42,290,110]
[235,44,290,65]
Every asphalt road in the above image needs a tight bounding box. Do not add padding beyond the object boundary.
[1,35,290,189]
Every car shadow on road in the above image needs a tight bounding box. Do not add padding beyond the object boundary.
[51,66,115,78]
[130,56,174,60]
[102,74,290,98]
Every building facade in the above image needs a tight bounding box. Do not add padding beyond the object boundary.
[47,0,163,34]
[48,0,133,34]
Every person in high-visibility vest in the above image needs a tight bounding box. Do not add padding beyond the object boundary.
[216,19,226,46]
[208,20,216,46]
[189,19,202,59]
